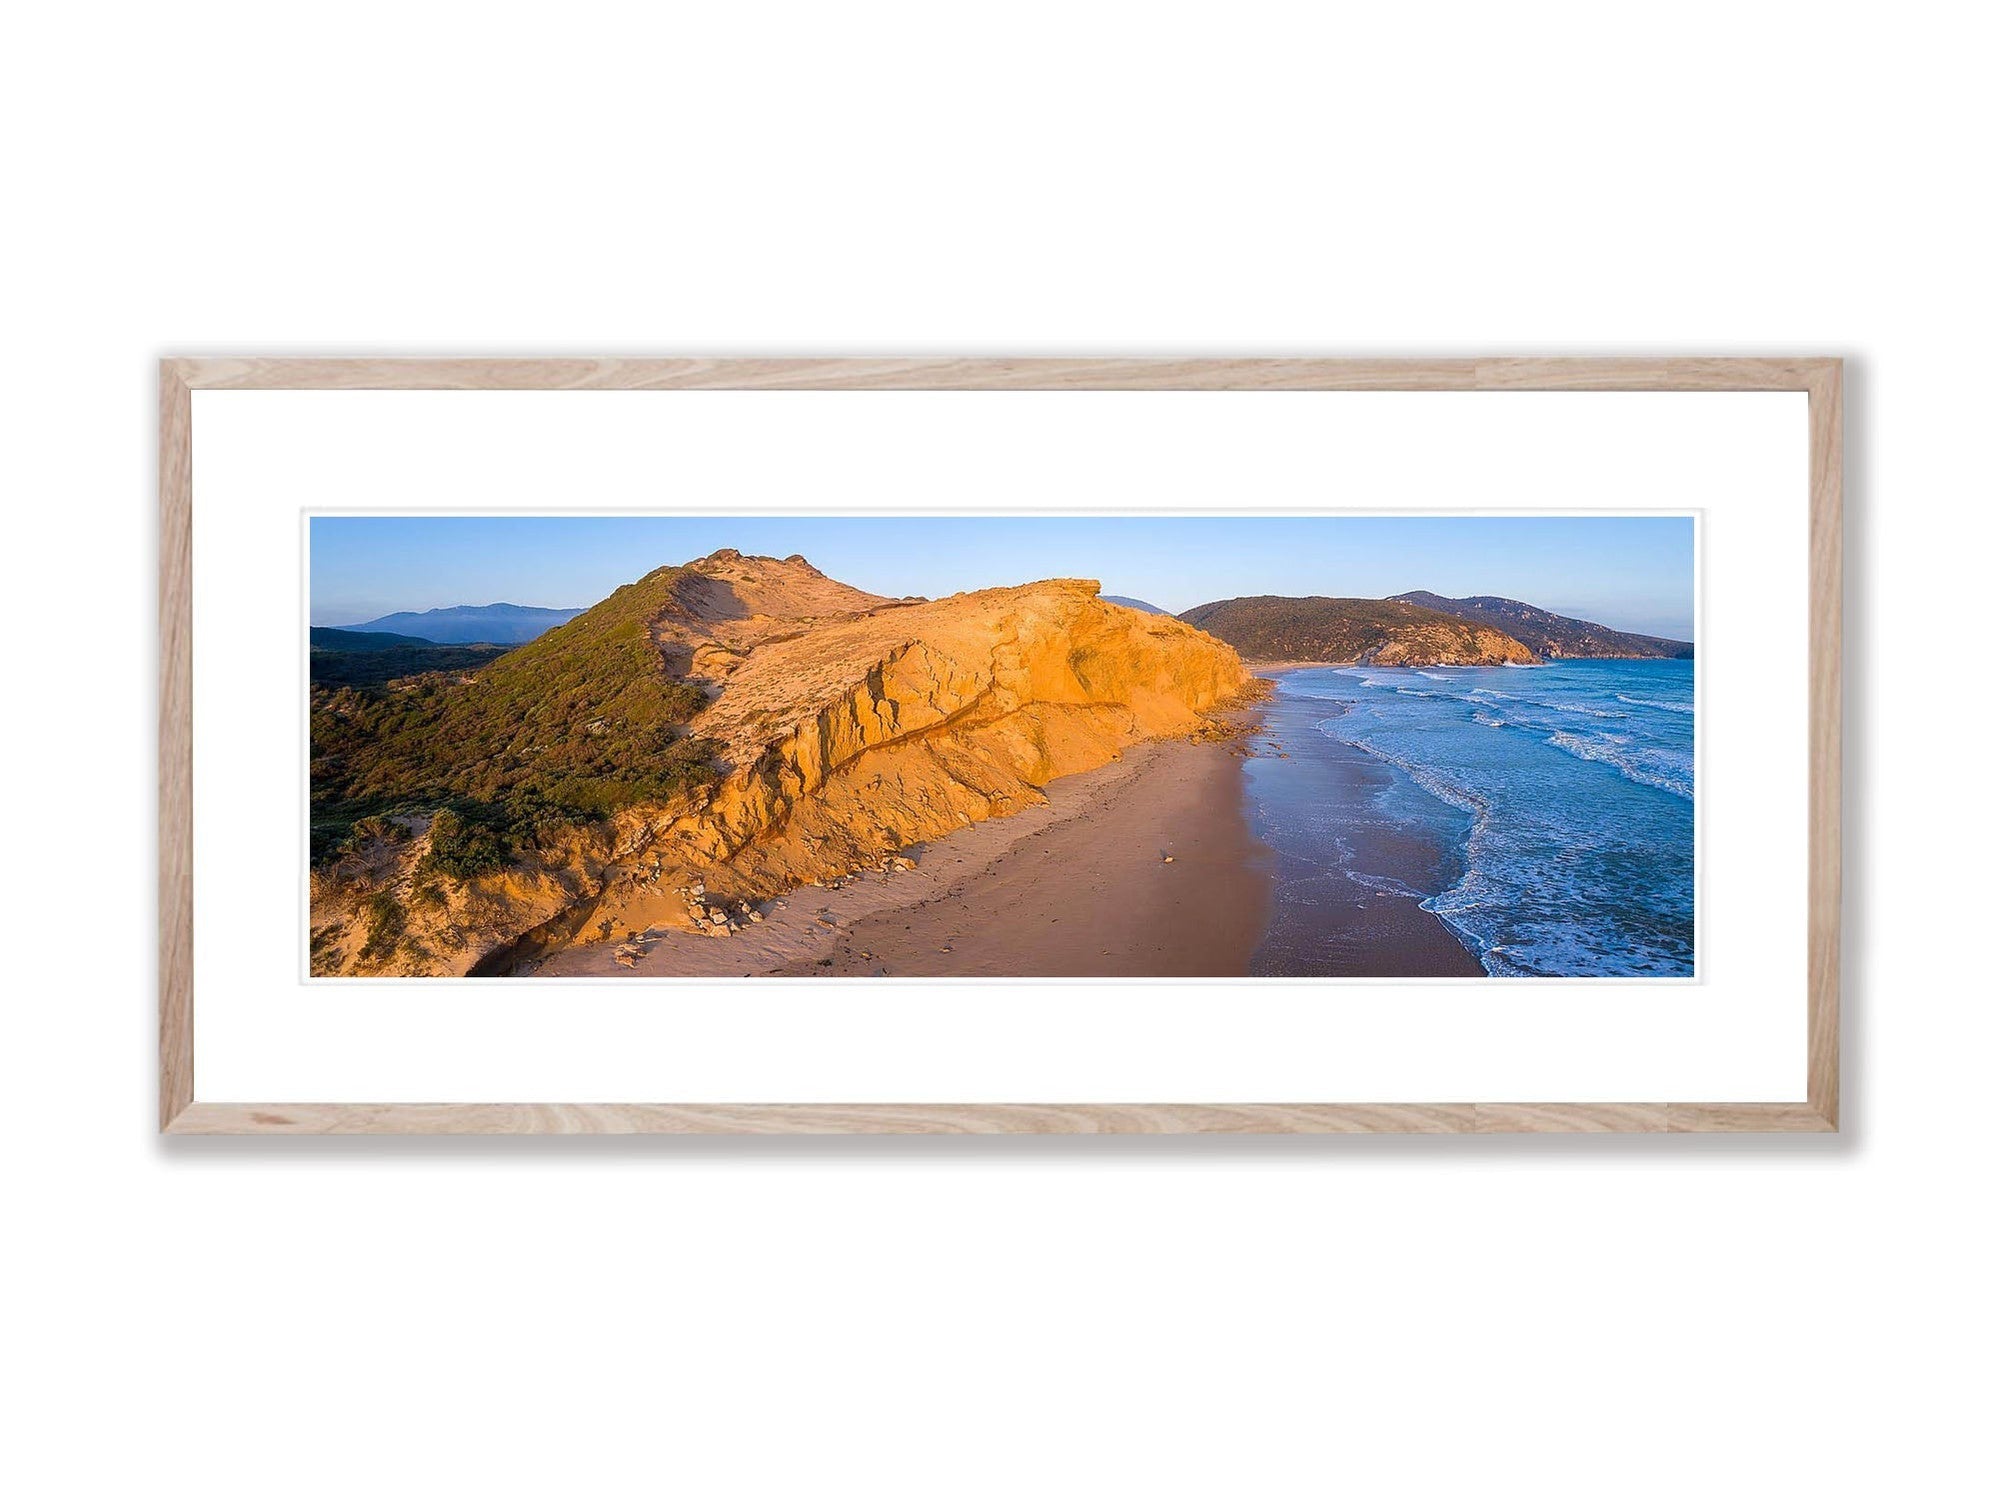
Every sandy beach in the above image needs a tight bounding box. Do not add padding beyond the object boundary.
[536,732,1272,978]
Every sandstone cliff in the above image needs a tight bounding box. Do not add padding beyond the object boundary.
[309,552,1250,975]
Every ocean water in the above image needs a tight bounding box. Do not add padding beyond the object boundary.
[1270,659,1695,977]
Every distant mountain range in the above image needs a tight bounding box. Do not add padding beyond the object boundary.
[1102,595,1170,615]
[337,603,584,644]
[1390,592,1692,659]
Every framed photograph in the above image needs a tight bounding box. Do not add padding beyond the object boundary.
[159,357,1840,1134]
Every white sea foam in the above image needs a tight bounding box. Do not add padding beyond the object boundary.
[1547,701,1628,719]
[1545,730,1692,800]
[1466,686,1622,717]
[1352,738,1490,823]
[1287,659,1695,976]
[1616,693,1695,714]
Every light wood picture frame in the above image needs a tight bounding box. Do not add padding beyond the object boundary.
[159,357,1841,1135]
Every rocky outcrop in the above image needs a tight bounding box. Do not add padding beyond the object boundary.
[1178,595,1540,667]
[310,556,1251,975]
[1390,591,1693,659]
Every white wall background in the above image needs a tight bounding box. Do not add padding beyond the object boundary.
[2,4,1989,1496]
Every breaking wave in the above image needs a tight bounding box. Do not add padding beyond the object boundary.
[1544,730,1693,800]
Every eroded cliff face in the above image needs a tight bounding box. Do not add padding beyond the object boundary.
[646,577,1248,896]
[310,554,1250,976]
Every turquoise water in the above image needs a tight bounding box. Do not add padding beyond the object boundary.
[1271,659,1695,976]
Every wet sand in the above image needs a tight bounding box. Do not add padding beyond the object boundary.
[1244,675,1486,977]
[535,733,1271,979]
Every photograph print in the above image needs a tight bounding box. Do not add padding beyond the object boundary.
[308,514,1695,981]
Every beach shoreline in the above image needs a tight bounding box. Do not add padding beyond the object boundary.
[535,728,1273,978]
[1241,679,1486,977]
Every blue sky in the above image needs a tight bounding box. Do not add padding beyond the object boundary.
[310,515,1696,638]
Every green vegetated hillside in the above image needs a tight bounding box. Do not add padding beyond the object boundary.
[1178,596,1540,666]
[1392,592,1692,659]
[309,639,515,691]
[310,565,719,868]
[310,626,438,651]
